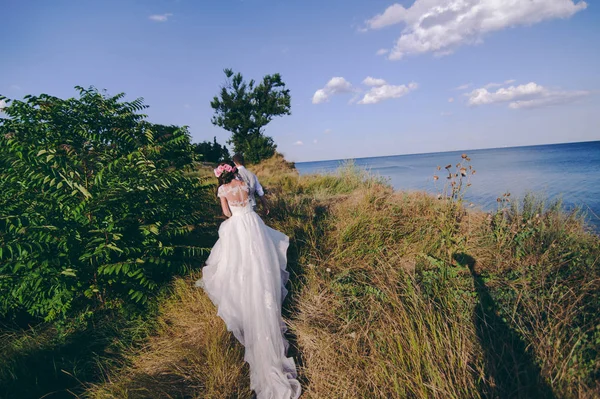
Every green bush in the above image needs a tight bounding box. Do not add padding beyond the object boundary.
[0,87,216,322]
[192,136,230,163]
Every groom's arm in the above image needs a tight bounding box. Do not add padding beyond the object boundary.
[258,194,269,215]
[254,175,269,215]
[254,174,265,197]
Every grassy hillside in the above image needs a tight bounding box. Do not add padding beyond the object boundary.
[86,154,599,399]
[3,154,598,398]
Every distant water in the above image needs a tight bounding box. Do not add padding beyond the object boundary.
[296,141,600,231]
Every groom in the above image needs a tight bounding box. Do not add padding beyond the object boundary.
[232,153,270,215]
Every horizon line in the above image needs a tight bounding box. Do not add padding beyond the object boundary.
[293,139,600,164]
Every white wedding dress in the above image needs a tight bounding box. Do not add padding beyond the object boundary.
[198,181,302,399]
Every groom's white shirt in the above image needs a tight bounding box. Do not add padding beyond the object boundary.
[236,165,264,208]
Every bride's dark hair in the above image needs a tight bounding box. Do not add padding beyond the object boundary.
[216,161,238,187]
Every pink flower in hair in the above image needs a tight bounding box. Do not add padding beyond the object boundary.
[213,163,237,178]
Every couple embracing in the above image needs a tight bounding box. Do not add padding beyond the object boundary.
[197,154,302,399]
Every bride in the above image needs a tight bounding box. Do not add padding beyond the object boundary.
[198,161,302,399]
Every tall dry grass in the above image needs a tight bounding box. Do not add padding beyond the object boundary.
[289,183,486,398]
[468,195,600,398]
[86,154,599,399]
[87,275,251,399]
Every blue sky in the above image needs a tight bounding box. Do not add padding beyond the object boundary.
[2,0,599,162]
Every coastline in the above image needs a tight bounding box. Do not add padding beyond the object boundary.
[295,142,600,233]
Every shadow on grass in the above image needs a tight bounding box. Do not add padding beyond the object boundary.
[454,253,555,399]
[0,312,135,399]
[0,236,218,399]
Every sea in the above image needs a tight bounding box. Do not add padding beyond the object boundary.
[295,141,600,232]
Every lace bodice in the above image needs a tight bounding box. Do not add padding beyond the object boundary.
[218,181,251,208]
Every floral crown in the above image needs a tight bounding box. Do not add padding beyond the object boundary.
[214,163,237,178]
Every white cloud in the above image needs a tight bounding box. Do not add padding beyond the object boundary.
[0,99,6,112]
[363,76,387,87]
[293,140,304,146]
[448,97,454,103]
[509,91,589,109]
[313,139,318,144]
[365,0,587,60]
[467,82,590,109]
[484,83,502,89]
[484,79,517,89]
[358,82,418,105]
[314,77,418,105]
[468,82,545,106]
[149,13,173,22]
[348,93,362,105]
[366,3,407,30]
[312,90,328,104]
[312,77,354,104]
[455,83,471,91]
[376,48,389,56]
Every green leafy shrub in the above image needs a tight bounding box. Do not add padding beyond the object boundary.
[0,87,216,322]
